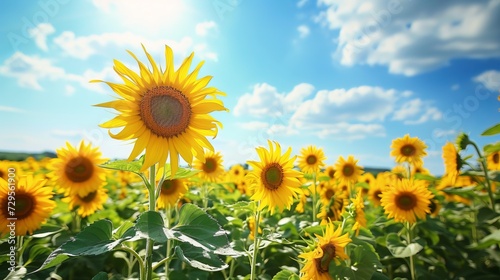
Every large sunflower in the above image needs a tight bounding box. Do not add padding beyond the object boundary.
[442,142,462,182]
[50,141,107,197]
[0,175,56,236]
[297,145,326,174]
[487,151,500,171]
[157,178,188,209]
[380,178,433,224]
[63,188,108,218]
[390,134,427,166]
[299,223,351,280]
[334,156,363,185]
[246,140,302,214]
[193,150,225,182]
[95,45,227,175]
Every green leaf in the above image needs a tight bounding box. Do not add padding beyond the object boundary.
[34,220,127,272]
[135,211,169,243]
[474,229,500,249]
[31,224,65,238]
[331,238,382,280]
[482,123,500,136]
[91,272,108,280]
[477,207,500,224]
[272,270,300,280]
[175,245,228,271]
[483,142,500,153]
[112,220,135,239]
[160,165,200,180]
[99,157,144,175]
[25,244,51,265]
[386,233,423,258]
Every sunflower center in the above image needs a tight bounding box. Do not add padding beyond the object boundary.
[396,192,417,211]
[325,189,335,200]
[342,164,354,177]
[262,163,284,190]
[13,193,35,220]
[374,190,382,201]
[0,170,4,178]
[493,153,499,164]
[203,158,218,174]
[140,86,192,138]
[429,200,437,214]
[79,191,97,203]
[161,179,178,195]
[401,144,416,157]
[328,169,335,179]
[306,155,317,165]
[315,243,336,273]
[65,156,94,183]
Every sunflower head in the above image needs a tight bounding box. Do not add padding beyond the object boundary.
[298,223,351,279]
[246,140,302,214]
[297,145,327,174]
[193,150,225,182]
[380,178,434,224]
[63,188,108,218]
[49,141,107,197]
[157,178,188,209]
[487,151,500,171]
[95,45,228,176]
[1,175,56,236]
[442,142,463,182]
[390,134,427,166]
[334,155,363,185]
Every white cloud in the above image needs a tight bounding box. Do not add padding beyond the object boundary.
[297,0,308,8]
[317,0,500,76]
[392,98,423,120]
[317,122,385,140]
[53,31,217,62]
[196,21,217,37]
[233,82,314,117]
[473,70,500,92]
[392,98,442,124]
[404,107,442,125]
[0,52,81,90]
[0,105,24,113]
[28,23,55,51]
[267,124,299,136]
[297,25,310,38]
[433,129,457,138]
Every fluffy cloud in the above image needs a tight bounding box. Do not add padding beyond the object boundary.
[316,0,500,76]
[392,98,441,124]
[317,122,385,140]
[196,21,218,37]
[473,70,500,92]
[233,83,315,117]
[297,25,310,38]
[29,23,55,51]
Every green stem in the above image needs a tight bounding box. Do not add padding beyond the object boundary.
[152,255,174,271]
[312,172,317,223]
[250,207,261,280]
[145,164,157,280]
[116,246,144,278]
[164,206,172,280]
[16,236,24,266]
[471,142,495,210]
[406,222,416,280]
[202,182,209,210]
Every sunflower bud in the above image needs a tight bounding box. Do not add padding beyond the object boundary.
[456,133,471,151]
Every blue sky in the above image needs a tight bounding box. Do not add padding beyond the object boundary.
[1,0,500,175]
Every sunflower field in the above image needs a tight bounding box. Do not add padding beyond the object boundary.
[1,46,500,280]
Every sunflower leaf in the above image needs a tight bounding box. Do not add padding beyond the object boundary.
[272,269,300,280]
[33,219,129,273]
[482,123,500,136]
[175,245,228,271]
[134,210,169,243]
[386,233,423,258]
[330,237,383,280]
[99,158,144,175]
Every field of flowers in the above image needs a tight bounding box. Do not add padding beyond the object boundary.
[1,45,500,280]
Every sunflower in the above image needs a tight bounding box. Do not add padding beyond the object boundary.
[442,142,462,182]
[229,164,245,184]
[318,185,348,223]
[63,187,108,218]
[368,172,389,206]
[95,45,227,175]
[295,189,308,213]
[297,145,326,174]
[50,141,107,197]
[390,134,427,166]
[435,175,471,205]
[0,161,17,181]
[157,178,188,209]
[324,166,336,181]
[247,216,262,240]
[358,172,375,196]
[334,156,363,185]
[351,189,366,235]
[193,150,225,182]
[391,165,408,180]
[487,151,500,171]
[299,223,351,280]
[380,178,434,224]
[246,140,302,214]
[0,175,55,236]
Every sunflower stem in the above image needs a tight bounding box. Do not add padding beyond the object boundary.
[250,207,261,280]
[470,142,495,211]
[145,164,157,280]
[115,246,144,279]
[312,172,317,223]
[164,205,172,280]
[202,182,209,210]
[406,222,416,280]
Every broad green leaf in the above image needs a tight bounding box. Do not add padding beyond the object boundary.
[25,244,51,265]
[34,220,127,272]
[91,272,109,280]
[175,245,228,271]
[331,238,382,280]
[159,165,200,180]
[474,230,500,249]
[135,211,169,243]
[386,233,423,258]
[31,224,65,238]
[482,123,500,136]
[112,220,135,239]
[99,158,144,175]
[477,207,500,224]
[483,142,500,153]
[272,270,300,280]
